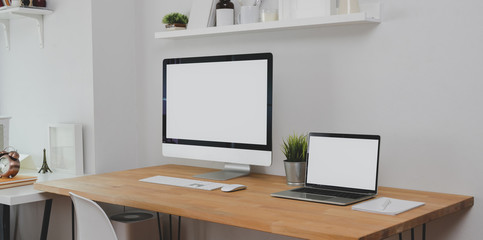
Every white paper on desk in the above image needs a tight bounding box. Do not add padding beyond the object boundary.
[352,197,425,215]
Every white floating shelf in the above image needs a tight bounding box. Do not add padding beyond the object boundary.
[155,12,380,40]
[0,7,53,50]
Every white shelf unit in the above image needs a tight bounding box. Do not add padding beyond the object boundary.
[0,7,53,50]
[155,1,381,40]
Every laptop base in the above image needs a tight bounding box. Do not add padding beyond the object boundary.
[271,189,375,206]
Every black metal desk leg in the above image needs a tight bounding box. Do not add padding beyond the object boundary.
[169,214,172,240]
[177,216,181,240]
[422,223,426,240]
[157,212,162,240]
[168,215,181,240]
[71,201,75,240]
[1,204,10,240]
[398,224,426,240]
[40,199,53,240]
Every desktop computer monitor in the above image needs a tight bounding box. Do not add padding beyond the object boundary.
[162,53,273,180]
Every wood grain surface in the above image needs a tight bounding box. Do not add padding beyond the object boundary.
[34,164,473,240]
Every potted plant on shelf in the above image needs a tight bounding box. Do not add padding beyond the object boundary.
[162,12,189,30]
[281,133,308,186]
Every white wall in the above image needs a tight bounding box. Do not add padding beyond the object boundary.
[0,0,94,239]
[0,0,140,175]
[91,0,139,173]
[1,0,483,239]
[0,0,95,173]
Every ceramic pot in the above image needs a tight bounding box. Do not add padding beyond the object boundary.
[283,160,306,186]
[165,23,187,30]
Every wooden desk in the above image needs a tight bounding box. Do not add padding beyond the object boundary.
[34,165,473,240]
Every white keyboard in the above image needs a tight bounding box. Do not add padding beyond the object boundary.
[140,175,226,191]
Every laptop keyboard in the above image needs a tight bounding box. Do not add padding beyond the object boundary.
[293,188,367,199]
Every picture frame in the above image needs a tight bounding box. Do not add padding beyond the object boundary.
[0,116,11,150]
[187,0,215,29]
[48,123,84,175]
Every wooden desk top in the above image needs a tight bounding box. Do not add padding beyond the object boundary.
[34,164,473,240]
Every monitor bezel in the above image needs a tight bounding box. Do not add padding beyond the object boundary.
[162,52,273,152]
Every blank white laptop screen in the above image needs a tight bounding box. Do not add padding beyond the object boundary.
[306,136,379,191]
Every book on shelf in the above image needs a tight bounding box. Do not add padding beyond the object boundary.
[0,175,37,189]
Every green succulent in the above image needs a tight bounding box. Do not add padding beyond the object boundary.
[162,12,189,25]
[281,133,308,162]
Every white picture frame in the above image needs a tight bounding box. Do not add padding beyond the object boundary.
[48,123,84,175]
[187,0,216,29]
[0,116,11,150]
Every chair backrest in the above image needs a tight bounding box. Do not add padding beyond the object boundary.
[70,192,119,240]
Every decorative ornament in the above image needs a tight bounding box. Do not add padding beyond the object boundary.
[38,148,53,174]
[0,147,21,178]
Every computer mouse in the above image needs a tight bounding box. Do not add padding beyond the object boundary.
[221,184,247,192]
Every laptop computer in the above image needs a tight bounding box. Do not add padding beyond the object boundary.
[271,132,380,206]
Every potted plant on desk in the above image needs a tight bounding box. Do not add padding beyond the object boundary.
[162,12,189,30]
[282,133,308,186]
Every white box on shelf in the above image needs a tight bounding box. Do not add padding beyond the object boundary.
[48,123,84,175]
[279,0,336,21]
[0,116,11,150]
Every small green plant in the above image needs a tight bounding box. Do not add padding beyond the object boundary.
[162,12,189,25]
[281,133,308,162]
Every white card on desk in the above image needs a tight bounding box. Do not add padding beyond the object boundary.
[352,197,425,215]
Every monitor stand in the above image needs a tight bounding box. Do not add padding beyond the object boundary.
[194,163,250,181]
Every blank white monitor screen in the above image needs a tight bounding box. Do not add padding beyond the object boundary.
[306,135,380,191]
[166,60,267,145]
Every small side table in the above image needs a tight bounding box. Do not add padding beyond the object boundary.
[0,170,78,240]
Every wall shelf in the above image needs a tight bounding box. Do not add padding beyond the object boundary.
[155,5,380,40]
[0,7,53,50]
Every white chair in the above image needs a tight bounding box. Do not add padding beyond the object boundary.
[70,192,119,240]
